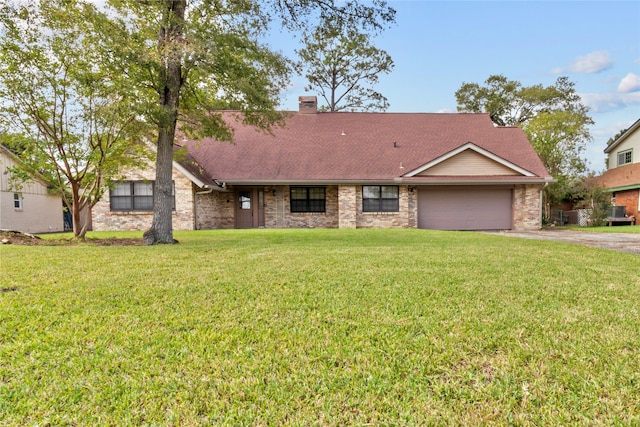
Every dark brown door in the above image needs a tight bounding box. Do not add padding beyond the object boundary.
[236,190,253,228]
[235,188,265,228]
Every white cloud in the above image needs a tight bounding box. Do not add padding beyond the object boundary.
[554,51,613,74]
[618,73,640,93]
[580,92,640,113]
[570,51,613,73]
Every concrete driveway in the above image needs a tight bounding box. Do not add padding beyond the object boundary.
[487,229,640,255]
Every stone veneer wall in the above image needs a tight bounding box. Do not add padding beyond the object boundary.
[92,165,195,231]
[265,185,340,228]
[512,184,543,230]
[356,185,413,228]
[338,185,357,228]
[194,187,235,229]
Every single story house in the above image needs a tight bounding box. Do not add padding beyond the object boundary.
[92,97,553,231]
[591,117,640,219]
[0,144,65,233]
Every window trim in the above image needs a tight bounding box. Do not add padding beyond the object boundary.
[617,149,633,167]
[290,186,326,213]
[109,180,175,212]
[362,185,399,212]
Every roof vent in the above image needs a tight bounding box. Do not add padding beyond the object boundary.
[298,96,317,114]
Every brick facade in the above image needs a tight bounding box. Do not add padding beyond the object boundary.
[355,186,414,228]
[92,165,195,231]
[613,189,639,219]
[93,167,544,231]
[194,188,235,229]
[512,184,543,230]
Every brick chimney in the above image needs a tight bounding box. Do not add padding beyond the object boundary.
[298,96,317,114]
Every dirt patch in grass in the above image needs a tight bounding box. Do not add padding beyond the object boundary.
[0,230,143,246]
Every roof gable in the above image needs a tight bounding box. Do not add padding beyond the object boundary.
[406,143,534,177]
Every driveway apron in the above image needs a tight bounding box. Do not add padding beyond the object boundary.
[486,229,640,255]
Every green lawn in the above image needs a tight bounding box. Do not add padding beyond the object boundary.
[1,229,639,426]
[565,224,640,233]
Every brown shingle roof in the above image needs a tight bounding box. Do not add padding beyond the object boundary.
[178,112,551,184]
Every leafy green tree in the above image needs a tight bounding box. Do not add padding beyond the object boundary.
[455,75,594,209]
[296,20,394,112]
[0,0,149,239]
[606,126,629,150]
[100,0,395,244]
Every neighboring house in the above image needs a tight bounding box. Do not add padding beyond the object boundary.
[0,145,64,233]
[592,118,640,219]
[92,97,553,231]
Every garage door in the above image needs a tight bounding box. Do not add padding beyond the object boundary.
[418,188,513,230]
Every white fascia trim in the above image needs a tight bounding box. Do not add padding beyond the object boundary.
[173,161,226,191]
[173,161,207,188]
[604,118,640,154]
[404,142,535,177]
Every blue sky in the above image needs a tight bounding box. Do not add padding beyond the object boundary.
[271,1,640,173]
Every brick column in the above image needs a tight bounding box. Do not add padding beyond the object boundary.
[338,185,357,229]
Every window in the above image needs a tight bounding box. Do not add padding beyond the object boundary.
[13,193,22,210]
[239,191,251,210]
[290,187,326,212]
[110,181,175,211]
[363,185,399,212]
[618,149,632,166]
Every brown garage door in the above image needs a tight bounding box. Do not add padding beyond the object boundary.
[418,188,513,230]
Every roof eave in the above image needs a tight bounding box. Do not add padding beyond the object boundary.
[219,176,554,186]
[604,117,640,153]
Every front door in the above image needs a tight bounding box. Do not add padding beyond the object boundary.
[235,188,265,228]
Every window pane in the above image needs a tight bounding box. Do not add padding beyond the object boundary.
[111,197,132,210]
[309,187,325,200]
[134,196,153,210]
[291,188,307,200]
[239,192,251,209]
[112,182,131,196]
[381,186,398,198]
[134,181,153,196]
[380,198,399,211]
[363,186,380,199]
[308,199,325,212]
[363,199,380,212]
[291,200,307,212]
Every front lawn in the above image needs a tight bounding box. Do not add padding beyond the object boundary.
[1,229,639,425]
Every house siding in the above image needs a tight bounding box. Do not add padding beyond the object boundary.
[606,124,640,169]
[0,149,64,233]
[92,165,195,231]
[419,150,519,176]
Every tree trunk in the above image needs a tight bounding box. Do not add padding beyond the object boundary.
[144,127,177,244]
[68,183,88,239]
[144,0,186,245]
